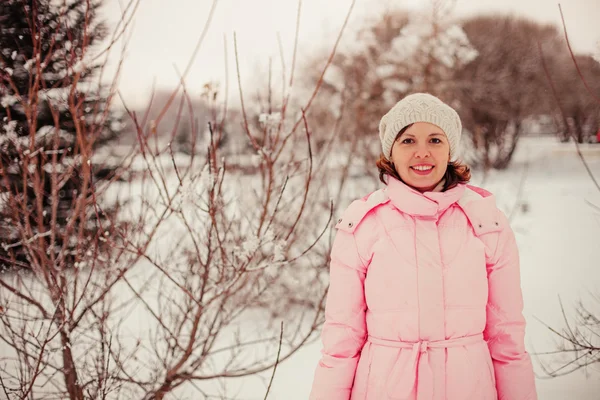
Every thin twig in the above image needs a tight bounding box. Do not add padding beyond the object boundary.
[558,4,600,105]
[154,0,219,126]
[275,0,356,161]
[263,321,284,400]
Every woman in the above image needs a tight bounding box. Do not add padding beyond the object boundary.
[309,93,537,400]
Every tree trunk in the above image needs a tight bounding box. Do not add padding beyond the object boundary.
[60,326,84,400]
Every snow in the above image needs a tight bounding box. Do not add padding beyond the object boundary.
[375,64,397,79]
[2,120,17,138]
[389,28,421,62]
[272,240,286,262]
[258,112,283,128]
[387,22,477,69]
[71,59,86,74]
[383,78,410,93]
[23,58,35,71]
[1,94,19,108]
[339,29,377,58]
[241,235,261,259]
[431,29,478,68]
[323,65,345,92]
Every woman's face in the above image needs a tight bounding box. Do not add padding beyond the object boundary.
[390,122,450,192]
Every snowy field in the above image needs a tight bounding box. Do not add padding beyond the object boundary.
[222,135,600,400]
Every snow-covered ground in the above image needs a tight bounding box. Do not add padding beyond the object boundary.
[228,136,600,400]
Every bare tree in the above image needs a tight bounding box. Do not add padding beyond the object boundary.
[0,0,363,398]
[0,0,139,398]
[456,15,565,170]
[550,54,600,143]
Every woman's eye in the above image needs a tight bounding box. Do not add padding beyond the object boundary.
[431,138,441,144]
[401,138,413,144]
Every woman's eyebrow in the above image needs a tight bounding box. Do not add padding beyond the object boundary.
[399,132,444,138]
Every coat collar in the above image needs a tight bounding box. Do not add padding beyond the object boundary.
[384,176,466,218]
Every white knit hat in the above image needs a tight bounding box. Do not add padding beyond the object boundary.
[378,93,462,161]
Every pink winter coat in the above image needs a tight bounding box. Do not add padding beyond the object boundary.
[309,177,537,400]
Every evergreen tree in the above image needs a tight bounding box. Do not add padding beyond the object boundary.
[0,0,119,270]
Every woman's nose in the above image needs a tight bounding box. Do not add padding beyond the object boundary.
[414,146,431,158]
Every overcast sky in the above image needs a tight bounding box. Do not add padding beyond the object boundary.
[100,0,599,108]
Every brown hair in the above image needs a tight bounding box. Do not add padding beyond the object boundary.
[375,124,471,191]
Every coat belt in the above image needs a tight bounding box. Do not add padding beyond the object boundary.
[367,333,484,399]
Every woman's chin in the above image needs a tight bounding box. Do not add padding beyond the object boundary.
[404,176,440,192]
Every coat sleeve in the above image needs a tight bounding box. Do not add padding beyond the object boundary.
[309,228,368,400]
[484,214,537,400]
